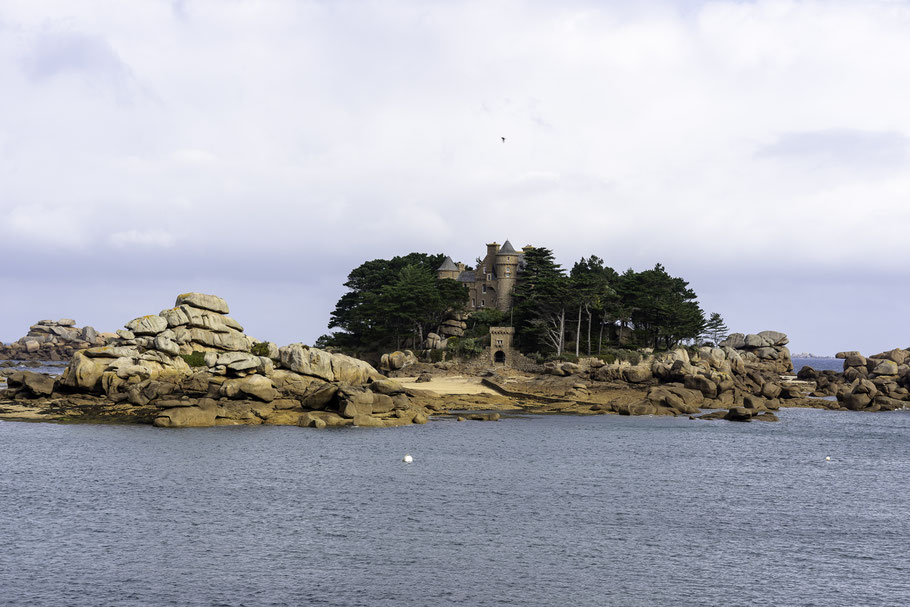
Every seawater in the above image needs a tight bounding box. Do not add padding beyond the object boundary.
[2,410,909,606]
[0,361,68,388]
[792,356,844,373]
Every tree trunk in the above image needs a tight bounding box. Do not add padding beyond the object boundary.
[586,305,592,356]
[598,316,605,355]
[558,308,565,356]
[575,304,582,357]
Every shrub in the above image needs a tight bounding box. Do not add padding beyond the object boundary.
[446,337,484,359]
[429,349,445,363]
[250,342,271,357]
[597,349,641,366]
[180,351,207,368]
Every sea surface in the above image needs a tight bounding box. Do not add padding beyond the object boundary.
[2,407,909,606]
[791,356,843,373]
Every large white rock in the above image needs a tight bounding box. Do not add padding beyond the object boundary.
[175,292,229,314]
[60,351,107,391]
[279,344,336,381]
[220,375,279,402]
[744,334,769,348]
[126,315,169,336]
[204,351,263,372]
[757,330,789,346]
[279,344,381,384]
[162,305,236,333]
[160,307,191,328]
[154,335,180,356]
[180,327,251,351]
[154,406,217,428]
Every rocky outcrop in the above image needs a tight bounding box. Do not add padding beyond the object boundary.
[437,313,467,339]
[719,331,792,373]
[0,319,112,361]
[379,350,418,373]
[423,332,447,350]
[2,293,429,429]
[823,347,910,411]
[531,331,803,420]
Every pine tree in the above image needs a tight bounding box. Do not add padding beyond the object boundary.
[704,312,729,346]
[511,247,569,355]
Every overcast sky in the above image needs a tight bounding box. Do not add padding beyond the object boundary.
[2,0,909,356]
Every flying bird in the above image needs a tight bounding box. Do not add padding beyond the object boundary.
[501,136,506,143]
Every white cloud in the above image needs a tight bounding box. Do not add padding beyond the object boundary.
[108,229,176,249]
[1,0,910,353]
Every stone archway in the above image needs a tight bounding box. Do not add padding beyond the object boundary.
[494,350,506,364]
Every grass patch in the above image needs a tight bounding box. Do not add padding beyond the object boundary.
[250,342,271,357]
[180,351,207,368]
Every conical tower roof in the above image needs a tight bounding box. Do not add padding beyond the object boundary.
[498,240,517,255]
[437,256,459,272]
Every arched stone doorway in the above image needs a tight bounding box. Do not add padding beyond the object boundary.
[494,350,506,364]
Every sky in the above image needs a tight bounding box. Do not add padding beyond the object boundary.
[2,0,910,356]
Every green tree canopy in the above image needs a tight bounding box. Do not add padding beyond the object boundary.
[326,253,468,351]
[511,247,570,354]
[703,312,729,346]
[616,263,705,349]
[570,255,618,355]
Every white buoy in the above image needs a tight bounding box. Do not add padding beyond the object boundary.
[403,454,413,463]
[825,456,831,461]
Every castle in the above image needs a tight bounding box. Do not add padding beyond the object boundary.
[436,240,525,312]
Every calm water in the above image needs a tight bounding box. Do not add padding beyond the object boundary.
[1,410,909,606]
[792,356,844,373]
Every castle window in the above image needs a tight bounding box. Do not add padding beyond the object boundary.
[496,339,503,346]
[483,266,486,273]
[471,298,475,307]
[505,268,511,277]
[482,285,487,293]
[487,273,492,281]
[481,299,485,307]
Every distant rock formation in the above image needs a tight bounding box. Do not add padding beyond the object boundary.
[718,331,793,373]
[828,348,910,411]
[539,331,811,420]
[1,293,429,429]
[0,319,112,361]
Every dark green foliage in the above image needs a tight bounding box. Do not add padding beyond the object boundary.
[466,308,504,338]
[446,337,485,358]
[314,334,334,349]
[512,251,708,355]
[615,264,706,350]
[569,255,619,356]
[703,312,729,346]
[324,253,468,351]
[428,349,446,363]
[250,342,271,357]
[180,351,206,367]
[511,247,570,354]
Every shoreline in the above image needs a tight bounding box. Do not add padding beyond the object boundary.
[0,360,889,427]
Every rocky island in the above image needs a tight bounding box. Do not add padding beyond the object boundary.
[0,293,431,428]
[2,292,907,427]
[0,319,112,361]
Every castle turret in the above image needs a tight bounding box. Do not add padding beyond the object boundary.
[437,256,460,281]
[494,240,520,311]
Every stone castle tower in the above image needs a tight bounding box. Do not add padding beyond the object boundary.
[436,240,524,313]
